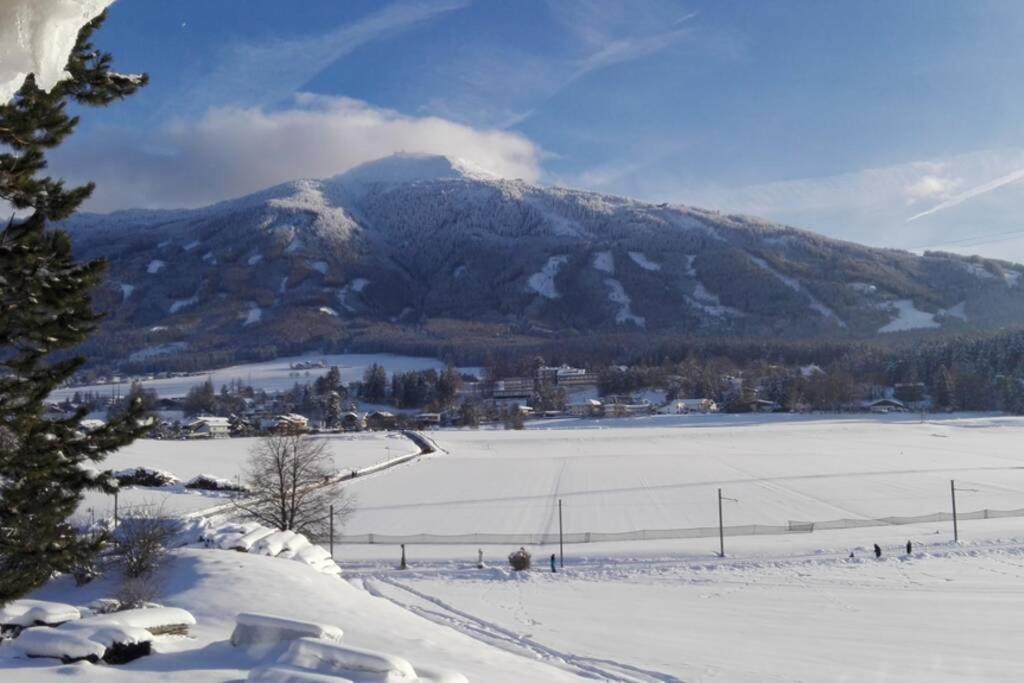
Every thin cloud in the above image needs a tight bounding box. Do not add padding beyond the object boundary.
[906,168,1024,222]
[53,95,542,211]
[419,1,695,129]
[162,0,469,117]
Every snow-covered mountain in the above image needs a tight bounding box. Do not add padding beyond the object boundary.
[64,153,1024,364]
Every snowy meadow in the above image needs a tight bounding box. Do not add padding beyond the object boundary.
[8,414,1024,680]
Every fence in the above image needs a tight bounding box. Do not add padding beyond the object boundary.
[334,506,1024,546]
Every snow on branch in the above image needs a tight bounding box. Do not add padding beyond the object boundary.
[0,0,115,103]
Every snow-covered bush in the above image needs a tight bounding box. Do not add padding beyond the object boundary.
[185,474,246,492]
[508,547,531,571]
[113,467,178,488]
[113,511,178,582]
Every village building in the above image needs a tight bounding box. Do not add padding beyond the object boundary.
[366,411,397,431]
[658,398,719,414]
[185,416,231,439]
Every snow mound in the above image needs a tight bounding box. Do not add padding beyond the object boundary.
[10,611,164,664]
[10,625,107,662]
[82,607,196,632]
[0,0,114,103]
[231,612,343,655]
[276,637,417,679]
[199,522,342,576]
[0,600,79,628]
[248,664,350,682]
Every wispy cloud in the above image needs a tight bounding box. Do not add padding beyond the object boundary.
[906,167,1024,222]
[419,0,696,128]
[577,148,1024,262]
[54,94,541,211]
[164,0,469,117]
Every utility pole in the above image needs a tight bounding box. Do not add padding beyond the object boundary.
[329,504,334,559]
[718,488,724,557]
[949,480,979,542]
[558,498,564,568]
[718,488,738,557]
[113,490,119,528]
[950,479,958,543]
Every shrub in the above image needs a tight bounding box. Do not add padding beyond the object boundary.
[113,467,178,488]
[508,547,531,571]
[184,474,246,492]
[114,511,178,580]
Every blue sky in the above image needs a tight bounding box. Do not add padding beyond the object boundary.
[52,0,1024,262]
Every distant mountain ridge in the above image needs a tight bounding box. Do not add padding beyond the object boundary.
[64,153,1024,365]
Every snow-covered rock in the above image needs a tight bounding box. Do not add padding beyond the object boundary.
[248,665,351,682]
[275,637,417,680]
[0,600,79,628]
[230,613,343,654]
[82,607,196,634]
[10,626,106,663]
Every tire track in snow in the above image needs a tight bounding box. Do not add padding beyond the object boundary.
[364,575,683,683]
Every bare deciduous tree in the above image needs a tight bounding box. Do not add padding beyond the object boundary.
[234,434,353,539]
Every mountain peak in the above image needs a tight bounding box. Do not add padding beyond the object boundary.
[333,153,500,187]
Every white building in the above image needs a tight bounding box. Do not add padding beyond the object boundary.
[567,399,602,417]
[186,416,230,439]
[658,398,718,415]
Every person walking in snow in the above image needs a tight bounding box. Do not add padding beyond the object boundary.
[906,540,912,555]
[550,553,557,573]
[873,543,882,559]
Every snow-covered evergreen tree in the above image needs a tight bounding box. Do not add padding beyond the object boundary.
[0,12,149,603]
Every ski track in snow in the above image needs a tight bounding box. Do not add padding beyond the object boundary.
[364,575,683,683]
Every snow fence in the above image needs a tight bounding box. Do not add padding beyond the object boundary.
[334,506,1024,545]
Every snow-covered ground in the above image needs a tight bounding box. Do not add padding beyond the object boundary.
[51,353,481,401]
[2,548,584,682]
[12,414,1024,680]
[77,432,418,520]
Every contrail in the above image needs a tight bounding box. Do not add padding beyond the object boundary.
[907,167,1024,222]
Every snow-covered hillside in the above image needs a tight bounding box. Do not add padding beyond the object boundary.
[61,154,1024,364]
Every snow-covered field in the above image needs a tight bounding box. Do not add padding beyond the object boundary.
[11,414,1024,681]
[339,414,1024,544]
[78,432,418,520]
[51,352,481,400]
